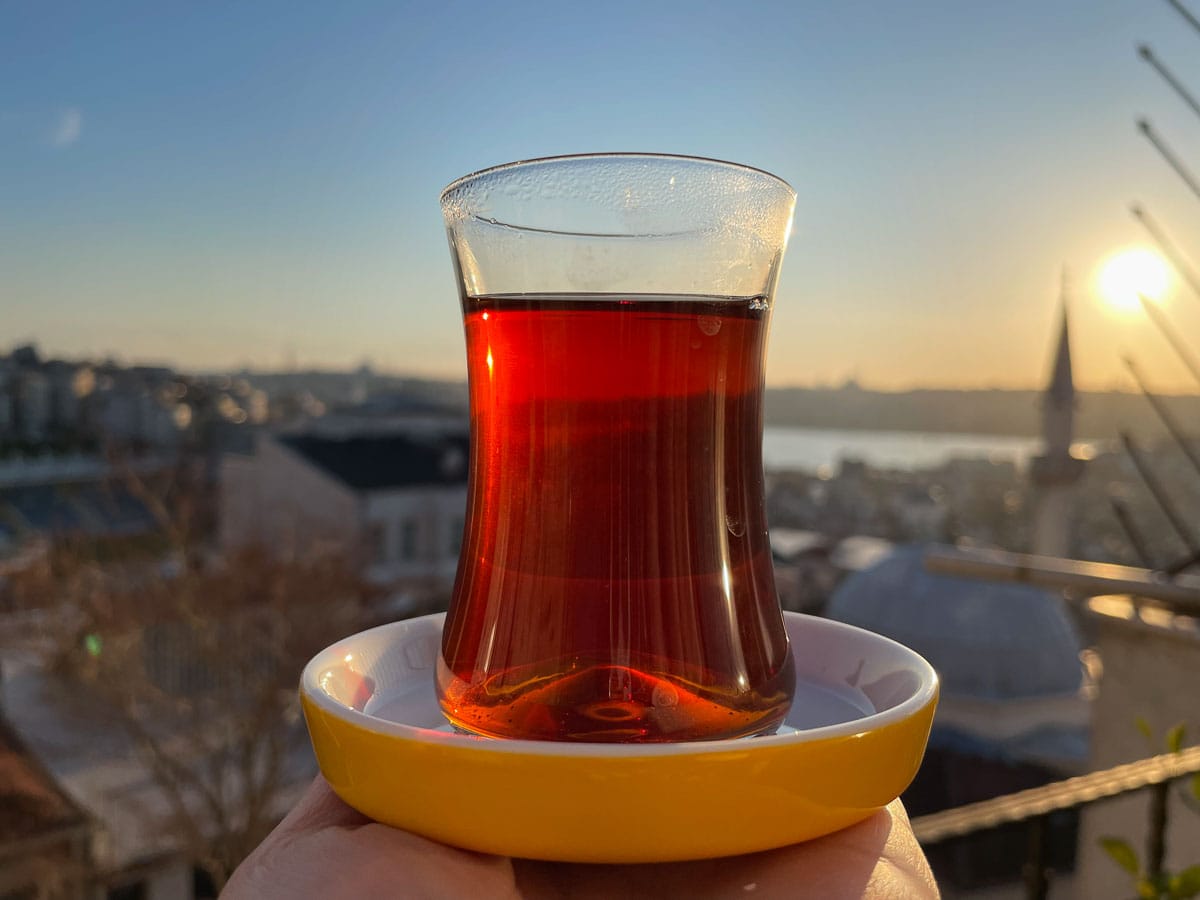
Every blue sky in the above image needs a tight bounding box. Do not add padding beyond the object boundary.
[5,1,1200,389]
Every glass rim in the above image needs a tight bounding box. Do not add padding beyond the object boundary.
[439,152,796,206]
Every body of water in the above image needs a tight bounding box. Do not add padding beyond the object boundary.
[761,427,1067,473]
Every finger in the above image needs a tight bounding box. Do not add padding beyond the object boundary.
[274,776,373,837]
[517,813,891,900]
[517,804,937,900]
[866,800,938,898]
[230,810,519,900]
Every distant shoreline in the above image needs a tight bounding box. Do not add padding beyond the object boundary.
[762,386,1193,441]
[206,367,1198,441]
[762,420,1108,442]
[761,425,1051,472]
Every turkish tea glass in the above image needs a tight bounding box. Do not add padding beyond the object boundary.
[437,154,797,742]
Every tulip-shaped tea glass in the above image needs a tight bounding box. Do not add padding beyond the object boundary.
[437,154,797,742]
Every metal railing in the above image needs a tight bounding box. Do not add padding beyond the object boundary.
[912,747,1200,900]
[915,544,1200,899]
[924,545,1200,616]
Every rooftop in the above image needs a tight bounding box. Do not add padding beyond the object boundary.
[0,710,89,842]
[827,544,1084,701]
[279,432,469,491]
[0,481,156,540]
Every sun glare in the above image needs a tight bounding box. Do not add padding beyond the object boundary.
[1097,248,1170,313]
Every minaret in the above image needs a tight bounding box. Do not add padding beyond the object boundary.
[1030,273,1086,558]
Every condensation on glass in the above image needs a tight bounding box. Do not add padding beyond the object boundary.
[437,154,797,742]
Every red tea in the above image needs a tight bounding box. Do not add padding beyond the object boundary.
[436,294,794,742]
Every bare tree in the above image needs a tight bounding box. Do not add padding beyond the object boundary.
[10,473,379,892]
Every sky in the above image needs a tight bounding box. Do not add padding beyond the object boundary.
[5,0,1200,391]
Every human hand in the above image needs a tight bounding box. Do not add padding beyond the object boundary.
[224,777,938,899]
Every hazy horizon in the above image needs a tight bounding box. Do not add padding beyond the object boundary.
[8,335,1192,397]
[7,2,1200,392]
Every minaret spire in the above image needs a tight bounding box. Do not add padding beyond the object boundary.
[1043,269,1075,455]
[1030,266,1085,557]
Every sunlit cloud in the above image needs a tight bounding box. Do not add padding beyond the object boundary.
[50,108,83,147]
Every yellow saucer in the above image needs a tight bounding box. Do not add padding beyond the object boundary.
[300,612,938,863]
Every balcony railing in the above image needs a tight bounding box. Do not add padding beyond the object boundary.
[916,545,1200,900]
[924,545,1200,616]
[912,746,1200,900]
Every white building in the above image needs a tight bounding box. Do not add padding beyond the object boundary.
[0,365,14,439]
[221,429,468,597]
[1073,595,1200,900]
[90,379,179,448]
[45,361,90,432]
[16,370,52,444]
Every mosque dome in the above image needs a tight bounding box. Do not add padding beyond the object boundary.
[826,545,1083,701]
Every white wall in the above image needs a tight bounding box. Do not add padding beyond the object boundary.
[219,436,361,559]
[362,485,466,586]
[1074,598,1200,900]
[1032,486,1075,559]
[145,861,193,900]
[220,435,466,591]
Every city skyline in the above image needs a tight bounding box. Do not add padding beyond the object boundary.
[6,2,1200,391]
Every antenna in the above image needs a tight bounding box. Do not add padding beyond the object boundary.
[1138,45,1200,121]
[1138,119,1200,202]
[1130,204,1200,302]
[1124,355,1200,478]
[1138,293,1200,388]
[1119,429,1200,554]
[1163,0,1200,38]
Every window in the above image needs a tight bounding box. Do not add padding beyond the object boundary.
[366,521,388,563]
[107,881,147,900]
[193,865,219,900]
[400,519,419,560]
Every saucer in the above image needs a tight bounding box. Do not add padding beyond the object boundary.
[300,612,938,863]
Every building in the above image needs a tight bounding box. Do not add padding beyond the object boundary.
[16,370,53,445]
[890,485,949,541]
[0,458,161,559]
[1029,299,1085,558]
[826,544,1090,893]
[221,429,469,604]
[0,344,207,456]
[0,711,96,899]
[0,363,14,440]
[1073,595,1200,900]
[1,647,314,900]
[769,528,895,613]
[89,373,179,450]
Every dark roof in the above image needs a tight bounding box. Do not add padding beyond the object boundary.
[333,393,467,418]
[0,712,90,841]
[280,432,470,491]
[0,483,156,538]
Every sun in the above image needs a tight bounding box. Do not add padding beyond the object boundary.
[1097,247,1170,313]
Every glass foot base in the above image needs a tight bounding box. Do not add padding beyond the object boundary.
[436,718,795,740]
